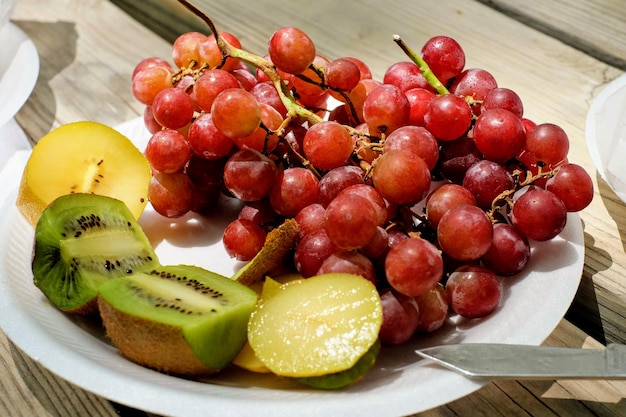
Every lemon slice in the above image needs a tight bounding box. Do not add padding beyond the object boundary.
[16,121,151,226]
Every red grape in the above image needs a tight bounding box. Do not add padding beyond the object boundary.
[420,35,465,84]
[223,218,267,261]
[268,26,316,74]
[144,129,191,174]
[437,204,493,261]
[316,250,377,285]
[481,223,530,276]
[425,183,477,229]
[415,284,449,333]
[511,188,567,241]
[269,167,320,217]
[303,121,353,170]
[324,193,379,250]
[151,87,195,130]
[446,265,502,319]
[472,108,526,163]
[423,94,472,141]
[462,159,515,209]
[385,237,444,297]
[383,125,439,171]
[211,88,262,139]
[371,150,431,206]
[223,148,277,201]
[378,288,420,345]
[362,84,410,136]
[545,163,594,212]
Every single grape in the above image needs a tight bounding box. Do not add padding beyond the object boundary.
[338,184,389,227]
[231,67,257,91]
[472,108,526,163]
[293,229,339,277]
[148,171,194,218]
[481,223,530,276]
[446,265,502,319]
[371,150,431,206]
[132,57,173,80]
[316,250,377,285]
[481,87,524,118]
[425,183,477,229]
[414,284,449,333]
[405,87,435,126]
[294,203,326,239]
[223,148,277,202]
[510,188,567,241]
[172,31,206,69]
[269,167,320,217]
[191,69,240,112]
[187,112,234,160]
[325,58,361,91]
[420,35,465,84]
[462,159,515,209]
[362,84,410,137]
[268,26,316,74]
[199,31,243,71]
[211,88,262,139]
[383,125,439,171]
[250,81,288,117]
[437,204,493,261]
[132,66,174,105]
[545,163,594,212]
[378,288,420,345]
[524,123,570,165]
[151,87,195,130]
[144,129,191,174]
[385,237,444,297]
[303,121,354,170]
[223,218,267,261]
[317,165,365,207]
[343,56,373,80]
[423,94,472,141]
[383,61,433,92]
[449,68,498,114]
[324,193,379,250]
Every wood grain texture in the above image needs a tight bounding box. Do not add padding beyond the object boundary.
[5,0,626,416]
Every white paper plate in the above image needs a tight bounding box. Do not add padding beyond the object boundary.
[586,72,626,203]
[0,118,584,417]
[0,22,39,128]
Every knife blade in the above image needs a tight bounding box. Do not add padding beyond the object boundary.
[415,343,626,379]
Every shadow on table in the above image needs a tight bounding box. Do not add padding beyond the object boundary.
[565,171,626,346]
[11,20,77,142]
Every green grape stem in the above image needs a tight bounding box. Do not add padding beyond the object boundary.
[393,35,449,95]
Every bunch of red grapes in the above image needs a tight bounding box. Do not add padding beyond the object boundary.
[131,22,594,346]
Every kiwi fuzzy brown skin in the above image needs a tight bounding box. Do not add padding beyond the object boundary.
[32,193,160,315]
[97,265,258,376]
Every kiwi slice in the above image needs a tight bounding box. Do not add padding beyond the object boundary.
[32,193,159,314]
[97,264,258,376]
[292,339,381,389]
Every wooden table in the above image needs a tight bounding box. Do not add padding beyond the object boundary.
[3,0,626,415]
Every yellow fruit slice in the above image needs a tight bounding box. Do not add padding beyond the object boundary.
[247,273,382,378]
[17,121,151,226]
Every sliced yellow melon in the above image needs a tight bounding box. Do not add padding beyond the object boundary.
[17,121,151,226]
[247,273,382,378]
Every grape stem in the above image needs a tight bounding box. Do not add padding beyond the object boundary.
[487,165,556,222]
[393,35,449,95]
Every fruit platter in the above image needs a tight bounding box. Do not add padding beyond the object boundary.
[0,1,596,416]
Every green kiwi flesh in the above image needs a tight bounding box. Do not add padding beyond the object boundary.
[97,264,258,374]
[291,339,380,389]
[32,193,159,314]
